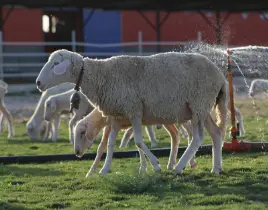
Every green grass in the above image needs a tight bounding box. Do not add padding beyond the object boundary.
[1,98,268,156]
[0,98,268,209]
[0,154,268,209]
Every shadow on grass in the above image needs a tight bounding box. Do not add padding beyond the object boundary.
[0,165,63,177]
[0,202,30,210]
[7,139,70,145]
[101,155,268,206]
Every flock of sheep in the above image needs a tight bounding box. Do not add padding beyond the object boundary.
[1,49,268,177]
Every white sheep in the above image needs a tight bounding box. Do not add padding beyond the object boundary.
[36,50,228,175]
[26,83,74,141]
[74,107,197,176]
[0,80,14,138]
[249,79,268,97]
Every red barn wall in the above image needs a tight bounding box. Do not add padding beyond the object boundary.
[2,8,43,42]
[121,11,268,46]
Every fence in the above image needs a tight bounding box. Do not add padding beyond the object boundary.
[0,31,202,81]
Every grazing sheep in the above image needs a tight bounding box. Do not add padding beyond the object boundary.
[0,80,14,138]
[249,79,268,97]
[74,107,197,176]
[27,83,74,141]
[36,50,228,175]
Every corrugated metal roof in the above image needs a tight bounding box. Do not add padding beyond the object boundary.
[2,0,268,12]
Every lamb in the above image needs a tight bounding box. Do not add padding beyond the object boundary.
[44,89,92,143]
[26,83,74,141]
[249,79,268,97]
[0,80,14,138]
[36,49,228,175]
[73,107,197,176]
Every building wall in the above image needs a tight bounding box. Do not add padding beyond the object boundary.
[121,11,268,46]
[2,9,268,47]
[2,8,43,42]
[83,9,121,54]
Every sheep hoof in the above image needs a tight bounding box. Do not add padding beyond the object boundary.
[211,168,223,175]
[190,162,197,168]
[99,168,111,175]
[139,167,147,174]
[8,134,14,138]
[85,172,93,178]
[173,166,185,175]
[150,143,158,148]
[167,163,175,170]
[154,164,161,173]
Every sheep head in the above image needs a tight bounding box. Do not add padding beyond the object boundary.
[36,49,83,92]
[26,120,40,140]
[74,120,99,158]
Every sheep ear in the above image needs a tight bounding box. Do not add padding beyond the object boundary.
[53,60,71,75]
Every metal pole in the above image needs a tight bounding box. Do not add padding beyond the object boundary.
[156,11,161,52]
[216,11,222,45]
[71,30,76,52]
[0,6,3,80]
[138,31,143,56]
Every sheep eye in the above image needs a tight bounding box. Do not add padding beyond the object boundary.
[47,104,50,107]
[54,61,60,65]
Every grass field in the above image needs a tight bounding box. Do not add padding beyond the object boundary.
[0,97,268,209]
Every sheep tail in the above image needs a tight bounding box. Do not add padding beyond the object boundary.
[215,82,228,141]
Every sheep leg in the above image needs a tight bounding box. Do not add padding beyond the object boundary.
[234,107,245,137]
[164,124,179,170]
[0,112,5,132]
[179,125,188,139]
[119,127,133,148]
[69,113,78,144]
[130,117,161,172]
[145,125,158,148]
[182,121,197,168]
[99,122,121,175]
[0,99,14,138]
[86,125,111,177]
[51,113,60,142]
[42,121,51,141]
[138,148,148,173]
[204,115,223,174]
[173,120,204,174]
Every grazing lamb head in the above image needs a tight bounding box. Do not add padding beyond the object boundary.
[74,121,99,158]
[26,120,40,141]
